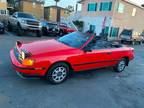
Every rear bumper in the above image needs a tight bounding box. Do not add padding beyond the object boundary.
[10,49,47,77]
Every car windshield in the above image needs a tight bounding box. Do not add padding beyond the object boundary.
[47,23,57,28]
[18,13,35,19]
[121,29,133,36]
[57,32,92,48]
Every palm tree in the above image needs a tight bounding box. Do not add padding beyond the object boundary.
[54,0,60,6]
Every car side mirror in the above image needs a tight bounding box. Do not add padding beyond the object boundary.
[83,48,92,52]
[13,15,17,18]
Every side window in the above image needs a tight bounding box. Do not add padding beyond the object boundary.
[12,13,17,18]
[91,40,108,50]
[91,40,119,50]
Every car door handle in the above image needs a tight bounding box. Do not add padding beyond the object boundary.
[106,52,112,55]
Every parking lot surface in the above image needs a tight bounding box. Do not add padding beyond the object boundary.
[0,32,144,108]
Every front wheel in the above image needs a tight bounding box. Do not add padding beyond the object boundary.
[46,63,70,84]
[16,26,23,36]
[7,23,12,32]
[113,58,127,73]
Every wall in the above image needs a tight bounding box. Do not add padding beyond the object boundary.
[112,0,144,37]
[20,1,44,20]
[0,0,7,9]
[49,8,57,22]
[81,16,112,35]
[81,0,115,17]
[45,7,69,22]
[80,0,115,35]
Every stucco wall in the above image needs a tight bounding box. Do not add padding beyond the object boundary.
[0,2,7,9]
[81,0,115,17]
[80,0,115,35]
[81,16,112,35]
[112,0,144,36]
[21,1,44,20]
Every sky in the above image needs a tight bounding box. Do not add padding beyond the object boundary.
[45,0,144,10]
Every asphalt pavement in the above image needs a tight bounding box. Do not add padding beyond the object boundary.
[0,32,144,108]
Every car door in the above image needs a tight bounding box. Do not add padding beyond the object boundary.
[11,13,18,27]
[71,41,116,72]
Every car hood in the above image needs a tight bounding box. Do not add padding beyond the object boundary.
[21,39,74,55]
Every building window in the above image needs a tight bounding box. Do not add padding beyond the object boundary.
[100,2,112,11]
[104,27,109,35]
[132,8,136,16]
[89,25,95,32]
[88,3,97,11]
[110,27,119,37]
[117,3,125,13]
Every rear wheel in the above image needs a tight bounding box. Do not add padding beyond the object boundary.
[59,30,64,37]
[45,63,70,84]
[42,27,47,36]
[0,29,5,34]
[113,58,127,73]
[36,30,42,37]
[139,41,143,45]
[121,40,124,44]
[7,23,12,32]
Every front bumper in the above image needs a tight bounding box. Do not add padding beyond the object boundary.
[21,24,41,31]
[10,49,47,77]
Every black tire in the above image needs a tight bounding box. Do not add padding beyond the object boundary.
[16,25,23,36]
[113,58,127,73]
[59,30,64,37]
[7,23,12,32]
[121,40,124,44]
[0,29,5,34]
[42,27,47,36]
[45,63,70,84]
[36,30,42,37]
[2,29,5,34]
[139,41,142,45]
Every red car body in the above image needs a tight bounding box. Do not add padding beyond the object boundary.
[10,32,134,79]
[59,23,76,34]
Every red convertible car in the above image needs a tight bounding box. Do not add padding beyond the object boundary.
[10,32,134,84]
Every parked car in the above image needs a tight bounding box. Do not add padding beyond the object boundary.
[140,31,144,42]
[120,29,144,45]
[41,21,59,36]
[8,12,41,37]
[10,31,134,84]
[58,22,77,36]
[0,21,5,34]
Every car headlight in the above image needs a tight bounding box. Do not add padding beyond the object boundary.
[46,26,49,30]
[21,51,25,60]
[22,59,35,66]
[39,23,42,28]
[21,20,27,24]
